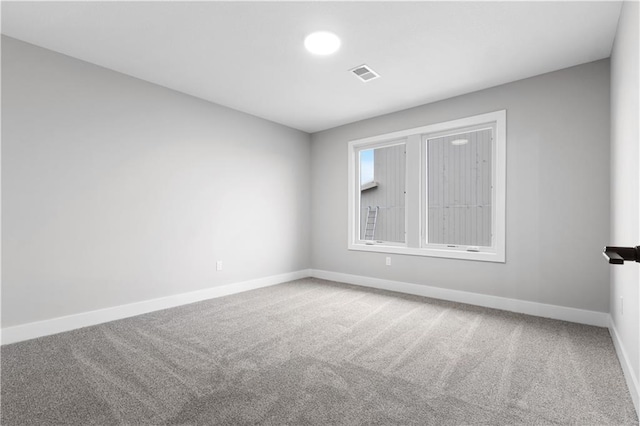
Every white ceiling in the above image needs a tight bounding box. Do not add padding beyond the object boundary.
[1,1,622,133]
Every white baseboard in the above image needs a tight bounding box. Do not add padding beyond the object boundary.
[1,269,311,345]
[1,268,611,342]
[609,318,640,415]
[308,269,610,327]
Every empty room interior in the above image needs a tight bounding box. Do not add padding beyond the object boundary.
[1,1,640,424]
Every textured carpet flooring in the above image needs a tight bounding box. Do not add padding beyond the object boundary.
[1,278,638,425]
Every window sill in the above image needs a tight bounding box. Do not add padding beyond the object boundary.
[348,242,505,263]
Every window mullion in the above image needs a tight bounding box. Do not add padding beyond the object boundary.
[405,135,421,248]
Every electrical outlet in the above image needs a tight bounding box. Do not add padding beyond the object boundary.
[385,256,391,266]
[620,297,624,315]
[216,260,223,271]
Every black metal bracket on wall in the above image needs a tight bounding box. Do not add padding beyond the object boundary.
[603,246,640,264]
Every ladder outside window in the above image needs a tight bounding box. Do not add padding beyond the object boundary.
[364,206,379,241]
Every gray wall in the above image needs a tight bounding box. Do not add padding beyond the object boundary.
[1,37,311,327]
[311,59,611,312]
[610,0,639,394]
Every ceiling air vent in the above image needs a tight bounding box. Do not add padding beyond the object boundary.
[349,64,380,82]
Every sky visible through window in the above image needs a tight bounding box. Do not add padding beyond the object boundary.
[360,149,374,185]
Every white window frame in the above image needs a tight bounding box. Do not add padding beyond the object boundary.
[347,110,506,263]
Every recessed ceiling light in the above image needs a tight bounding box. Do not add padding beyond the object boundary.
[304,31,341,55]
[451,139,469,146]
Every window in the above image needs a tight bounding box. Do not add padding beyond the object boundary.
[357,141,406,244]
[348,110,506,262]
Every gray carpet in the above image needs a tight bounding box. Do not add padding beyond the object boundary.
[1,278,638,425]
